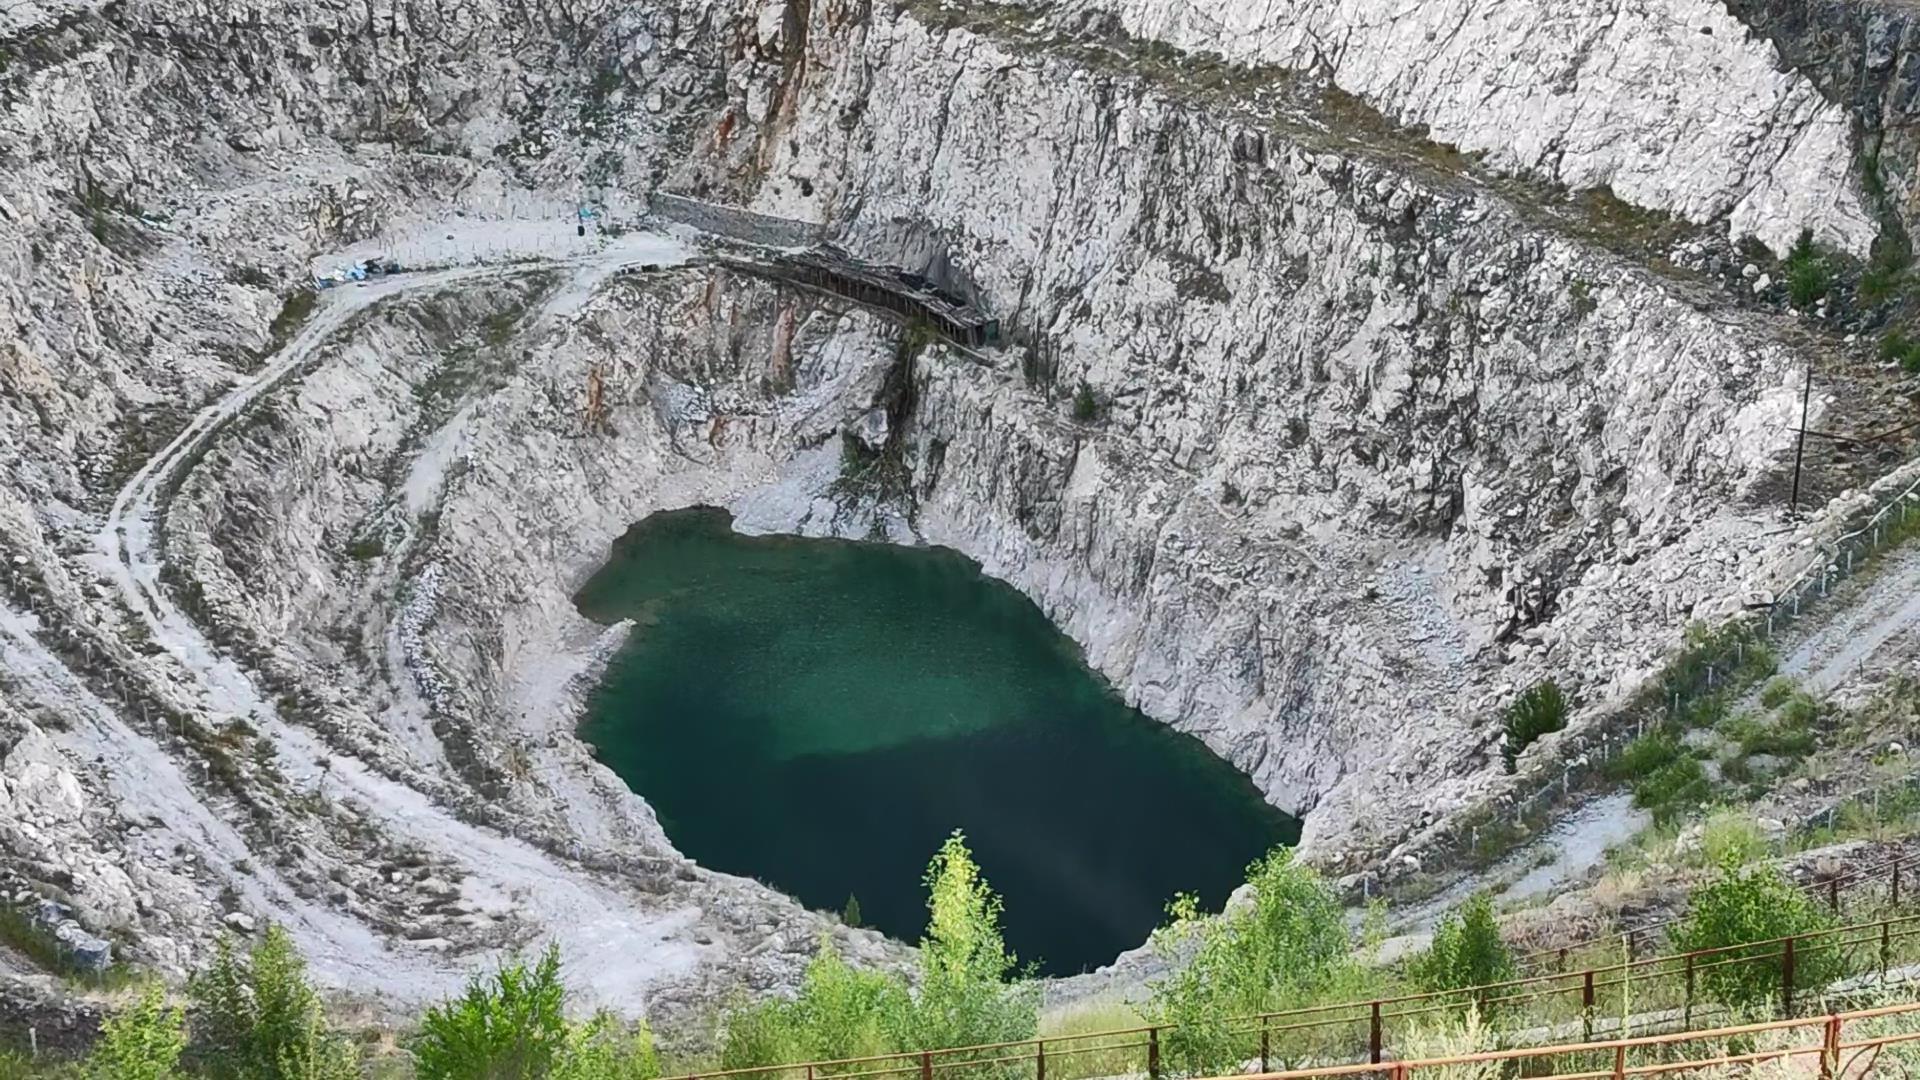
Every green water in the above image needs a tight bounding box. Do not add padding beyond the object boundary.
[575,507,1298,975]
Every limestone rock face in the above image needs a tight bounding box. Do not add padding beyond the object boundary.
[1044,0,1878,255]
[0,0,1906,1013]
[4,728,86,824]
[709,1,1838,854]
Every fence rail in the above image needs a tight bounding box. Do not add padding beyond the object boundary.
[1516,850,1920,971]
[670,909,1920,1080]
[1216,999,1920,1080]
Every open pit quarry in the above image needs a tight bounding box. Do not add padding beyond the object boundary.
[2,0,1920,1028]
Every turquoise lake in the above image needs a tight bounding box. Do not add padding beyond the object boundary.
[574,507,1298,975]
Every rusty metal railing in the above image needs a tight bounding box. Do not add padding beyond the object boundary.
[1518,849,1920,971]
[1215,999,1920,1080]
[672,912,1920,1080]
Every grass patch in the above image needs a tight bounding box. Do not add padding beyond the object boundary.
[1718,710,1816,758]
[1604,729,1685,782]
[481,307,524,348]
[1688,807,1772,869]
[345,532,387,562]
[1758,676,1798,710]
[266,289,318,353]
[0,1049,80,1079]
[1632,757,1712,825]
[1796,781,1920,849]
[1882,329,1920,375]
[1036,1001,1148,1080]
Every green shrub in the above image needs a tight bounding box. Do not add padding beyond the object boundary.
[345,533,386,561]
[1784,229,1831,308]
[715,998,804,1073]
[188,927,357,1080]
[719,943,910,1070]
[1148,848,1363,1074]
[1605,730,1683,782]
[1671,862,1839,1010]
[1742,724,1814,758]
[1071,382,1097,422]
[267,290,318,351]
[1413,895,1515,1011]
[1777,692,1821,728]
[1860,261,1907,306]
[554,1015,659,1080]
[87,986,185,1080]
[414,948,658,1080]
[1758,677,1798,710]
[1718,710,1815,758]
[270,1016,359,1080]
[415,946,570,1080]
[1632,757,1711,824]
[1501,681,1569,773]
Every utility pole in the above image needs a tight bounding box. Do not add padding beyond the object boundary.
[1789,357,1813,519]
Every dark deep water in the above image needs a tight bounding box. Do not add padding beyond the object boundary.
[574,507,1298,976]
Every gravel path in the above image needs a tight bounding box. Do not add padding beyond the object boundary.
[1779,545,1920,695]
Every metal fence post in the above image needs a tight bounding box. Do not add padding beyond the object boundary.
[1821,1014,1842,1080]
[1829,878,1840,913]
[1783,937,1797,1018]
[1371,1001,1383,1064]
[1894,862,1902,908]
[1613,1043,1627,1080]
[921,1051,932,1080]
[1259,1021,1269,1073]
[1036,1040,1045,1080]
[1684,953,1696,1027]
[1147,1028,1160,1080]
[1583,969,1596,1041]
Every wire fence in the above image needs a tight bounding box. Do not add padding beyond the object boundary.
[1410,471,1920,886]
[1515,851,1920,973]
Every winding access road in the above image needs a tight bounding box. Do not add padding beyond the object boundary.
[79,231,714,1003]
